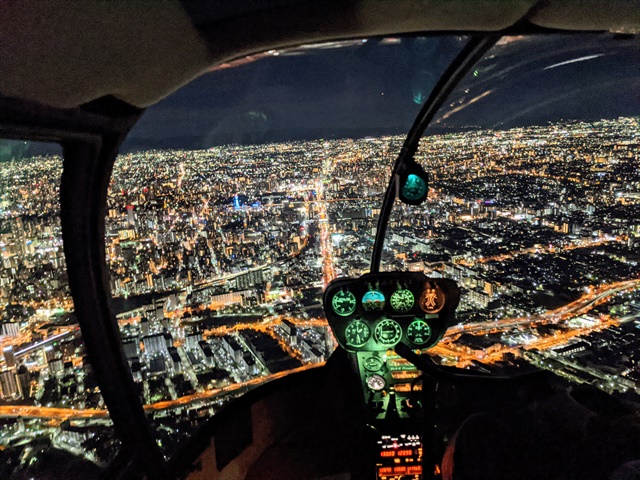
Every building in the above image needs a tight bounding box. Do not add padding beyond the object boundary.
[3,346,15,367]
[1,322,19,337]
[0,369,19,399]
[143,334,167,355]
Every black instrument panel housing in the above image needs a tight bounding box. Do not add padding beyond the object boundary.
[324,272,460,353]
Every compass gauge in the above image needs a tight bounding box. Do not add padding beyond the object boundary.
[390,288,414,312]
[344,320,371,348]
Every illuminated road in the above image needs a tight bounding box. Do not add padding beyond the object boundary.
[444,278,640,338]
[457,236,621,267]
[14,328,77,357]
[6,269,636,420]
[203,315,327,337]
[434,278,640,368]
[192,263,270,291]
[317,163,337,289]
[0,363,324,421]
[201,314,327,364]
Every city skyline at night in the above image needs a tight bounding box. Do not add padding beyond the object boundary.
[0,115,638,472]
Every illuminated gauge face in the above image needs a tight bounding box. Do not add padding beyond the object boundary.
[362,290,385,312]
[344,320,371,348]
[363,355,384,372]
[366,374,386,391]
[406,319,432,346]
[419,283,445,314]
[374,319,402,346]
[390,288,414,312]
[331,290,357,317]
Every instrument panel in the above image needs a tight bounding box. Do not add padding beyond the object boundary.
[324,273,460,478]
[324,272,460,353]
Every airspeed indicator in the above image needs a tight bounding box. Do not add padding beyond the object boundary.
[332,289,357,317]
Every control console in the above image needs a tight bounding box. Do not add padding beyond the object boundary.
[324,272,459,354]
[324,272,460,479]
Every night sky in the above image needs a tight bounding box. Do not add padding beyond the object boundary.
[121,33,638,152]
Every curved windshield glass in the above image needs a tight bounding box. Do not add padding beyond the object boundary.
[113,36,466,456]
[409,35,640,396]
[0,141,121,479]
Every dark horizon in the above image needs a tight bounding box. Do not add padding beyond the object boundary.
[119,34,638,153]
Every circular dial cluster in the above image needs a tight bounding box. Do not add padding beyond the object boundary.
[324,273,456,352]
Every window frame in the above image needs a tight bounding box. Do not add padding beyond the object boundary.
[0,95,168,479]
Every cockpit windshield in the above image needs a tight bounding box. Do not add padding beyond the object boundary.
[1,31,638,478]
[412,35,640,389]
[112,36,466,457]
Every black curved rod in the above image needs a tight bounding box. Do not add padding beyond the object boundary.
[370,34,500,272]
[59,102,172,478]
[0,94,170,479]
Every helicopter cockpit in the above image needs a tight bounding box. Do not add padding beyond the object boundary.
[1,3,640,480]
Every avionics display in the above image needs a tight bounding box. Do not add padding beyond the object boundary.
[376,433,423,479]
[323,272,460,352]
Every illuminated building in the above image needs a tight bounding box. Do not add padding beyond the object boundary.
[143,334,167,355]
[3,346,15,367]
[0,369,19,399]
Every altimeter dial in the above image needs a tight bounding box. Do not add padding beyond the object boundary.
[390,288,414,312]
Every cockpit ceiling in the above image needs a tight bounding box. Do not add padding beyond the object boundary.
[1,0,638,109]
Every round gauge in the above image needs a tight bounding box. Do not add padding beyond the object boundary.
[344,320,371,348]
[418,283,445,314]
[406,319,432,346]
[366,374,386,391]
[362,290,385,312]
[363,355,384,372]
[331,289,357,317]
[374,319,402,346]
[390,288,414,312]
